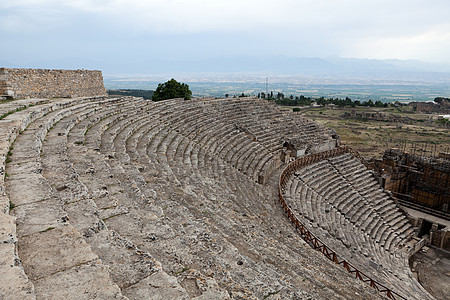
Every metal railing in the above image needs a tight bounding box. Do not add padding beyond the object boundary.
[278,147,407,300]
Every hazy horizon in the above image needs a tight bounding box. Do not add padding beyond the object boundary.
[2,0,450,75]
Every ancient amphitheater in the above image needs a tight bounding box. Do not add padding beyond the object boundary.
[0,69,436,299]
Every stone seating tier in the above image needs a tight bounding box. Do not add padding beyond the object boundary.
[2,96,428,300]
[280,150,432,300]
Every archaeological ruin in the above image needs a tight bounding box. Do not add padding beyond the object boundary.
[371,149,450,252]
[0,69,445,299]
[0,68,106,100]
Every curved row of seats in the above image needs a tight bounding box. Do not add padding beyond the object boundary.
[65,97,347,298]
[1,96,131,298]
[92,97,331,186]
[280,149,433,300]
[2,96,384,299]
[71,97,377,298]
[98,99,378,298]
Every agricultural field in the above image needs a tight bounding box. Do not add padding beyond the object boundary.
[295,105,450,158]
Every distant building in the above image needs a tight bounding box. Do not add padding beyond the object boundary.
[408,99,450,113]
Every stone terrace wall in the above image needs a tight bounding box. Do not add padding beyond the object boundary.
[0,68,106,99]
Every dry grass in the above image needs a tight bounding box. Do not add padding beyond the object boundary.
[294,106,450,159]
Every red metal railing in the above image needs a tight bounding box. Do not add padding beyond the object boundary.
[278,147,407,300]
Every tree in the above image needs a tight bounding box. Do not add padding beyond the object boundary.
[374,100,385,107]
[363,99,374,107]
[276,92,284,100]
[435,97,449,104]
[152,78,192,101]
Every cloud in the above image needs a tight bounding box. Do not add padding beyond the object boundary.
[1,0,450,63]
[0,1,69,33]
[347,23,450,62]
[4,0,446,34]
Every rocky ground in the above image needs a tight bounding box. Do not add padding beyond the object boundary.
[410,246,450,300]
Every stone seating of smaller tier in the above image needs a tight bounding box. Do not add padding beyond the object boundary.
[327,155,416,246]
[279,149,433,300]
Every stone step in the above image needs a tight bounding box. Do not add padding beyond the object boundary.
[4,97,143,299]
[280,150,430,299]
[4,96,428,299]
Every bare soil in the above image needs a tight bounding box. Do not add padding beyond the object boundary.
[410,246,450,300]
[294,106,450,159]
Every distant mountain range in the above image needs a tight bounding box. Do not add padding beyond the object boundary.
[2,56,450,81]
[185,55,450,78]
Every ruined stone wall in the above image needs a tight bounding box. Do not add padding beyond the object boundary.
[0,68,106,99]
[430,227,450,251]
[0,69,12,97]
[376,149,450,215]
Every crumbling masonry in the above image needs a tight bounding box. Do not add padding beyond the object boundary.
[0,68,106,99]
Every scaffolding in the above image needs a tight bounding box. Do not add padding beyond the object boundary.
[384,148,450,220]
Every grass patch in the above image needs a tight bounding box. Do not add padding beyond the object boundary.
[9,201,15,211]
[263,290,281,299]
[39,226,55,233]
[0,105,27,120]
[0,98,16,104]
[174,266,190,275]
[6,146,13,163]
[101,213,125,221]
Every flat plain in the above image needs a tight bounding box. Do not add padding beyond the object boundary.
[296,105,450,158]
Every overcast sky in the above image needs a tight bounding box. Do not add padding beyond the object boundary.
[1,0,450,73]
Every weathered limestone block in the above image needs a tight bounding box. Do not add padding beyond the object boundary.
[0,212,16,244]
[88,230,161,289]
[3,161,41,178]
[123,270,189,300]
[18,224,98,280]
[0,243,35,300]
[13,199,68,237]
[33,260,125,300]
[0,195,8,214]
[191,278,231,300]
[6,174,51,205]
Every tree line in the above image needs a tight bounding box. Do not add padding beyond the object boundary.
[107,89,154,100]
[267,94,388,108]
